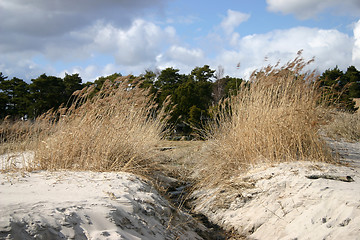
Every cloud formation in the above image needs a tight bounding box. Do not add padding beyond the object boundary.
[353,20,360,66]
[266,0,360,19]
[88,20,176,66]
[0,1,359,83]
[166,45,205,66]
[216,26,354,78]
[0,0,166,36]
[221,10,250,35]
[0,0,168,80]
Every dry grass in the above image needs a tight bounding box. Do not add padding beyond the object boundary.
[0,117,49,155]
[323,111,360,142]
[198,55,335,187]
[33,76,169,174]
[1,76,169,175]
[0,119,31,154]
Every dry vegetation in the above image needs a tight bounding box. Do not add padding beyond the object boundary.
[0,117,48,155]
[1,76,169,174]
[197,56,335,187]
[35,77,169,174]
[0,118,31,154]
[323,111,360,142]
[1,56,351,184]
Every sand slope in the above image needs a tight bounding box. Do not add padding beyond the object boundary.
[0,170,203,240]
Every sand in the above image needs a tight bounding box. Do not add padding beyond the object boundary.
[192,140,360,240]
[0,167,204,239]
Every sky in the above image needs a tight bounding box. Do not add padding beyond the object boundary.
[1,0,360,83]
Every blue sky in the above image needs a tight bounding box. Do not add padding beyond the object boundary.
[1,0,360,82]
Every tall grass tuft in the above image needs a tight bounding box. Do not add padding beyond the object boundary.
[198,55,334,187]
[29,76,169,174]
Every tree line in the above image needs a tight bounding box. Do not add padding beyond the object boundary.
[1,64,360,132]
[318,66,360,111]
[0,73,83,119]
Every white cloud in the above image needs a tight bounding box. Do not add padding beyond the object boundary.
[59,64,122,82]
[215,26,354,78]
[221,10,250,35]
[165,46,205,66]
[85,20,176,66]
[353,20,360,65]
[266,0,360,19]
[0,52,52,81]
[35,17,179,81]
[152,45,207,74]
[58,21,360,81]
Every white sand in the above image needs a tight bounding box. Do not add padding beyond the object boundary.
[0,169,203,239]
[193,141,360,240]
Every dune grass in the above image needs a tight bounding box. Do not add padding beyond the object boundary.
[323,111,360,142]
[0,118,31,155]
[197,56,335,187]
[1,76,169,175]
[0,117,49,155]
[34,77,169,174]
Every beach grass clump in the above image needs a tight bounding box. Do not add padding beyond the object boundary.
[198,55,334,187]
[30,76,168,174]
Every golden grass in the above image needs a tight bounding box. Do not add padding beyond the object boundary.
[198,56,335,187]
[1,76,169,175]
[0,117,48,155]
[323,111,360,142]
[34,77,169,174]
[0,119,30,154]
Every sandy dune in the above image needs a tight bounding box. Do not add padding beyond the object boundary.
[0,170,203,240]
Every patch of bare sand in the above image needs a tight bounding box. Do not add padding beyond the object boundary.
[0,170,205,239]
